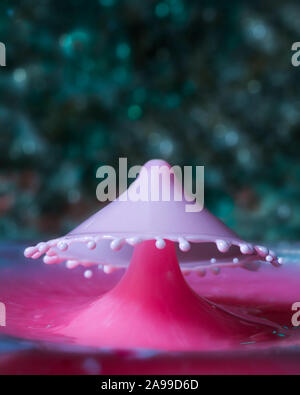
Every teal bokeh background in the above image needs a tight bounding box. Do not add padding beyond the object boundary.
[0,0,300,242]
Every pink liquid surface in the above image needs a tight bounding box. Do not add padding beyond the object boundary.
[0,242,299,374]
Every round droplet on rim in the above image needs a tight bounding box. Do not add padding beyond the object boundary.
[110,239,124,251]
[58,241,68,252]
[84,270,93,279]
[178,238,191,252]
[66,260,79,269]
[216,240,230,253]
[155,238,166,250]
[240,244,254,255]
[266,255,273,262]
[87,241,96,250]
[233,258,239,265]
[179,242,191,252]
[103,265,115,274]
[24,247,36,258]
[277,257,284,265]
[210,258,217,264]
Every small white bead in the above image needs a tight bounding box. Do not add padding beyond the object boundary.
[66,260,79,269]
[87,241,96,250]
[103,265,115,274]
[179,240,191,252]
[216,240,230,253]
[155,239,166,250]
[58,241,68,252]
[43,256,51,264]
[84,270,93,279]
[266,255,273,262]
[110,239,123,251]
[240,244,253,254]
[210,258,217,264]
[233,258,239,264]
[277,257,284,265]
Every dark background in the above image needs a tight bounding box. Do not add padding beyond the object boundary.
[0,0,300,242]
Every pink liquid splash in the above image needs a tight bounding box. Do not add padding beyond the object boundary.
[0,241,299,374]
[0,161,299,374]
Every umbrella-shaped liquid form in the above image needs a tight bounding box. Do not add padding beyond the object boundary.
[25,160,283,351]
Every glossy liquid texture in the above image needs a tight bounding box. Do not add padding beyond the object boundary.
[0,243,299,374]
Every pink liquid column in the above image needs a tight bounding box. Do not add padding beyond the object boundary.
[60,240,260,350]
